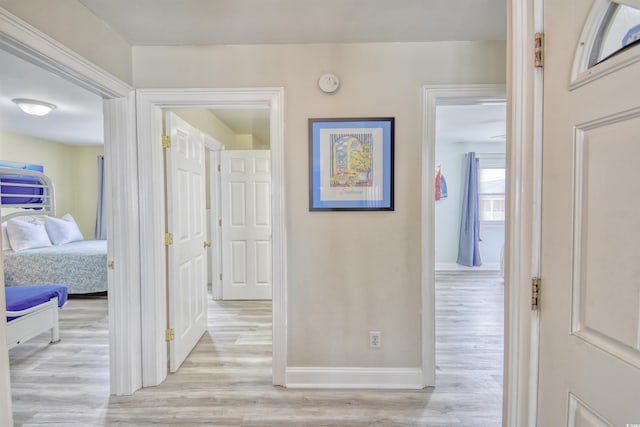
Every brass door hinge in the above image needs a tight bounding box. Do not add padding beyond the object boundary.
[107,260,115,270]
[219,273,223,281]
[534,33,544,68]
[203,241,212,248]
[531,277,541,310]
[164,233,174,246]
[218,219,222,227]
[162,135,171,149]
[217,164,221,172]
[165,328,175,342]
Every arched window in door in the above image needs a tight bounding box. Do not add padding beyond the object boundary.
[572,0,640,86]
[589,2,640,67]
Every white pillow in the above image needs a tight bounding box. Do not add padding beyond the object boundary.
[44,213,84,245]
[6,217,52,251]
[2,223,10,251]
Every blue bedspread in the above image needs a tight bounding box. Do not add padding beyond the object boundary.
[5,284,68,321]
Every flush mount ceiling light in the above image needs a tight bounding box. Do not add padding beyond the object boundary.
[12,98,57,116]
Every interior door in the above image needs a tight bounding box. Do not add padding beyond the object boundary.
[205,136,224,300]
[165,112,208,372]
[538,0,640,424]
[221,150,272,300]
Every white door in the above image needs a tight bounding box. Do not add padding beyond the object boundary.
[205,137,224,300]
[165,112,208,372]
[221,150,272,300]
[538,1,640,424]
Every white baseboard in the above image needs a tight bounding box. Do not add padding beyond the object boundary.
[286,367,423,389]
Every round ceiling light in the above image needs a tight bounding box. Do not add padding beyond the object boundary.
[12,98,57,116]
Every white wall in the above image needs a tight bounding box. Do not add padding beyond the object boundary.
[133,41,506,369]
[435,141,505,268]
[0,0,132,84]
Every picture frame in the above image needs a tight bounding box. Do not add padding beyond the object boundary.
[309,117,394,211]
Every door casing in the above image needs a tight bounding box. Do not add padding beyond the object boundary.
[136,89,287,387]
[421,83,507,386]
[0,7,140,401]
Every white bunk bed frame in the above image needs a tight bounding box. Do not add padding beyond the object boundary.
[6,297,61,349]
[1,166,62,349]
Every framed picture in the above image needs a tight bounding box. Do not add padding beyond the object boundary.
[309,117,394,211]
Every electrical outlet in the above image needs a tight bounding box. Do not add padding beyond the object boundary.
[369,331,381,348]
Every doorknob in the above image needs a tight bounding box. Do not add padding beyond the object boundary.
[203,241,212,248]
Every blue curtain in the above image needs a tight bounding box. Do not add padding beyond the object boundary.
[457,152,482,267]
[94,155,107,240]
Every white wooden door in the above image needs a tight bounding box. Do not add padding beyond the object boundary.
[538,1,640,424]
[205,136,224,300]
[165,112,208,372]
[221,150,272,300]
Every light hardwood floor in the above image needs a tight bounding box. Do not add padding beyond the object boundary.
[9,271,503,426]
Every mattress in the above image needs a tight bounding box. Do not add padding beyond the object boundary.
[6,284,68,321]
[3,240,107,294]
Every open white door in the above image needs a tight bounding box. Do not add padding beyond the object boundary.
[204,136,224,300]
[221,150,272,300]
[538,0,640,424]
[165,112,208,372]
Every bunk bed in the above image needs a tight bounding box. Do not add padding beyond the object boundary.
[1,165,108,295]
[5,284,68,349]
[1,164,70,348]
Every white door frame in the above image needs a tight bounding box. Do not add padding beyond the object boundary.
[136,88,287,387]
[204,136,224,301]
[422,0,542,418]
[421,83,506,387]
[0,7,141,403]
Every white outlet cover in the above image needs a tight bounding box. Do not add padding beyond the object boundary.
[369,331,381,348]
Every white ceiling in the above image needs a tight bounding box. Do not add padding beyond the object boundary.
[0,49,104,146]
[436,104,506,144]
[78,0,506,45]
[0,1,506,147]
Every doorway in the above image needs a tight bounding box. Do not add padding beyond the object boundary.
[135,88,286,388]
[421,84,506,388]
[0,11,138,426]
[432,98,506,421]
[163,107,274,374]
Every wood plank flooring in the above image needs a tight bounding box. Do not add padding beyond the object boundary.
[9,271,503,426]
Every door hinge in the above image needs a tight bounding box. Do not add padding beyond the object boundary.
[162,135,171,149]
[107,260,115,270]
[165,328,175,342]
[531,277,541,310]
[534,32,544,68]
[219,273,223,281]
[217,164,221,172]
[164,232,173,246]
[218,219,222,227]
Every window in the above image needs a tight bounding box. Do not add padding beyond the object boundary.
[478,157,505,224]
[589,2,640,68]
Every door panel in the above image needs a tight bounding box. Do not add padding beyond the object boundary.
[166,112,208,372]
[221,150,272,300]
[539,0,640,425]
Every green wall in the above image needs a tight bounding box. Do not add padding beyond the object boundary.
[0,129,103,239]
